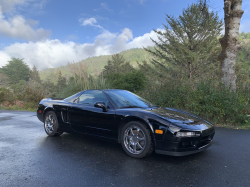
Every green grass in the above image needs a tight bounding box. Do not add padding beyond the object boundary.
[0,106,37,112]
[215,123,250,130]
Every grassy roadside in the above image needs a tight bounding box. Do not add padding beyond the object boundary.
[215,123,250,130]
[0,107,37,112]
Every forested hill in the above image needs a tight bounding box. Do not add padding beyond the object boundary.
[39,47,154,82]
[39,31,250,83]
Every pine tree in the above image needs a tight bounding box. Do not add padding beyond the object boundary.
[56,70,66,92]
[1,58,30,84]
[29,65,41,83]
[102,54,134,78]
[145,1,223,79]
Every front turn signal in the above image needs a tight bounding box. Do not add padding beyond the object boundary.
[155,129,163,134]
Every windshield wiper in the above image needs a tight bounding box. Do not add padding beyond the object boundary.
[120,106,143,109]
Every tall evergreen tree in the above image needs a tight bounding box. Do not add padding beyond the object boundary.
[29,65,41,83]
[102,54,134,78]
[145,1,223,79]
[56,70,66,92]
[1,58,30,84]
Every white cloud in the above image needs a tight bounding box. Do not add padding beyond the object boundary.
[111,28,133,52]
[0,28,161,70]
[0,51,11,65]
[0,10,51,41]
[0,0,33,13]
[80,17,97,26]
[94,2,113,12]
[127,29,164,48]
[79,17,103,29]
[100,2,112,11]
[32,0,46,10]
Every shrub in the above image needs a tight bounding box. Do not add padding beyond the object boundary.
[57,74,111,98]
[107,71,147,92]
[16,81,47,107]
[0,87,15,103]
[138,78,250,126]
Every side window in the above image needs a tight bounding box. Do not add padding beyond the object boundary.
[77,90,108,106]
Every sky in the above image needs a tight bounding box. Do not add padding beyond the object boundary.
[0,0,250,70]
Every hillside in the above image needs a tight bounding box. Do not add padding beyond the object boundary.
[39,33,250,84]
[39,47,154,83]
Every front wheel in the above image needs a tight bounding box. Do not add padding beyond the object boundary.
[121,121,154,158]
[44,111,63,137]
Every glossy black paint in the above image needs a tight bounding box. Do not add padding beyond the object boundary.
[37,89,215,156]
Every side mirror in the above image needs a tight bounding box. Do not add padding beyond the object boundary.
[94,102,107,112]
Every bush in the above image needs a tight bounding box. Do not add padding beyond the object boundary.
[107,71,147,92]
[57,75,111,98]
[138,78,250,126]
[0,87,15,103]
[17,81,47,104]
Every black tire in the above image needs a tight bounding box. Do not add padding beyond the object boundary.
[120,121,154,158]
[44,111,63,137]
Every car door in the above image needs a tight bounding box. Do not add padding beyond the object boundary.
[68,90,116,138]
[52,102,72,131]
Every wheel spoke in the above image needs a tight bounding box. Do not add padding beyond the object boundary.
[138,137,145,141]
[136,128,140,135]
[130,128,135,136]
[125,135,131,139]
[127,142,132,150]
[137,142,143,149]
[132,144,136,153]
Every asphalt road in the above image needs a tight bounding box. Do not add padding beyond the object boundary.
[0,110,250,187]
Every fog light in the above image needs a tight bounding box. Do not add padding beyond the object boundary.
[39,110,42,114]
[176,132,199,137]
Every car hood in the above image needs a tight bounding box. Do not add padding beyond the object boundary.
[146,107,214,131]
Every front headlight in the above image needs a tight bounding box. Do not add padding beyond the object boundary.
[176,132,200,137]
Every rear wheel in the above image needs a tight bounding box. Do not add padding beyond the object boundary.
[44,111,63,137]
[121,121,153,158]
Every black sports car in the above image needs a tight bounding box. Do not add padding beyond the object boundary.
[37,89,215,158]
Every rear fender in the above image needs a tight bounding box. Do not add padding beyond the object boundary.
[43,107,55,120]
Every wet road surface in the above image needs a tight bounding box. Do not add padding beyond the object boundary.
[0,110,250,187]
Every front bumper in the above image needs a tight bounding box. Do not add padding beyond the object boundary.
[155,141,212,156]
[154,131,215,156]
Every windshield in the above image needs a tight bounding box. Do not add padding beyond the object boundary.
[64,91,82,102]
[106,90,155,108]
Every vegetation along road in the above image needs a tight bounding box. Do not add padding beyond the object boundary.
[0,110,250,187]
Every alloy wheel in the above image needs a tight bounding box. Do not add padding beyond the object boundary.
[45,114,55,134]
[123,125,146,154]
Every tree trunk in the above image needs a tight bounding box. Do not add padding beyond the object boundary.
[218,0,244,91]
